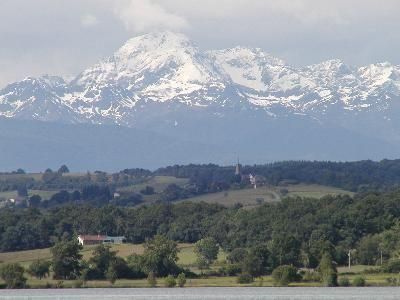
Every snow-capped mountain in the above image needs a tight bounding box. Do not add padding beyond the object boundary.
[1,31,400,171]
[1,31,399,126]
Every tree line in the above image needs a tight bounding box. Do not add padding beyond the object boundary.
[2,189,400,270]
[3,159,400,195]
[0,235,340,288]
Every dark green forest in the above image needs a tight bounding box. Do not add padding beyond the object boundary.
[2,189,400,270]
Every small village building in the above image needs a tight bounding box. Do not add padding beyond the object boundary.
[77,235,106,246]
[104,236,126,244]
[77,234,126,246]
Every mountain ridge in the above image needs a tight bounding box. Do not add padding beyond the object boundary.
[1,31,399,127]
[1,31,400,170]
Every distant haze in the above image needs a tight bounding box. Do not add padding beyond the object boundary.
[0,0,399,87]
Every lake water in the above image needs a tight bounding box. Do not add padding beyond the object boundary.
[0,287,400,300]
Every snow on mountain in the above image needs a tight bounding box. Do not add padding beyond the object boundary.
[208,47,285,92]
[0,76,80,122]
[0,31,400,126]
[72,31,225,100]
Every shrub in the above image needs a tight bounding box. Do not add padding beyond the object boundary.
[164,275,176,288]
[28,260,51,280]
[126,254,146,279]
[352,276,366,287]
[272,265,299,286]
[237,273,254,284]
[194,237,219,270]
[227,248,247,264]
[177,273,186,287]
[385,277,400,286]
[219,263,241,276]
[382,260,400,273]
[302,270,321,282]
[338,276,350,287]
[147,272,157,287]
[0,263,27,289]
[318,253,338,287]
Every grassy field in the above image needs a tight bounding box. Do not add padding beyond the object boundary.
[285,184,354,198]
[0,173,43,181]
[180,187,280,208]
[0,189,58,201]
[0,243,214,269]
[177,184,352,208]
[117,176,190,203]
[118,176,189,193]
[337,264,379,274]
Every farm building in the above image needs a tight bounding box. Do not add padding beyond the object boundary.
[77,234,126,246]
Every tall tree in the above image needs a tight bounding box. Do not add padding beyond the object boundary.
[58,165,70,174]
[142,235,179,276]
[87,244,118,279]
[194,237,219,268]
[51,239,83,280]
[318,252,338,287]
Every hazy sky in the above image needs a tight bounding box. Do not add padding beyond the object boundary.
[0,0,399,87]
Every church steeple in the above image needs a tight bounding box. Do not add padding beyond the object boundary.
[235,158,242,176]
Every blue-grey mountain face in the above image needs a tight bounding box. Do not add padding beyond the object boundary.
[0,31,399,171]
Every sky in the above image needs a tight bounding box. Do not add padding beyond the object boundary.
[0,0,399,88]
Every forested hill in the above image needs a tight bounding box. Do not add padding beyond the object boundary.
[2,189,400,268]
[155,159,400,192]
[1,159,400,204]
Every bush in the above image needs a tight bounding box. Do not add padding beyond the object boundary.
[177,273,186,287]
[302,270,321,282]
[0,263,27,289]
[237,273,254,284]
[147,272,157,287]
[126,254,146,279]
[338,276,350,287]
[28,260,51,280]
[352,276,366,287]
[227,248,247,264]
[386,277,399,286]
[272,265,299,286]
[382,260,400,273]
[164,275,176,287]
[219,263,241,276]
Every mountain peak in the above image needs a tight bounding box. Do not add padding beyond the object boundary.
[2,33,400,128]
[118,31,194,56]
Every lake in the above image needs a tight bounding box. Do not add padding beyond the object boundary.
[0,287,400,300]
